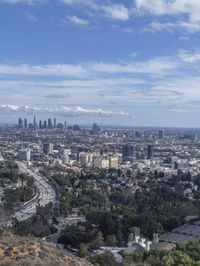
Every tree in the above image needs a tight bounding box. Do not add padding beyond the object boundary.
[116,230,123,245]
[105,234,117,247]
[90,251,122,266]
[171,250,192,266]
[161,255,175,266]
[90,231,104,250]
[79,243,89,258]
[58,222,95,248]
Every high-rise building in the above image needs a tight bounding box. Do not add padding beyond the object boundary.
[64,121,67,130]
[24,118,27,128]
[39,120,42,129]
[54,118,57,128]
[33,116,37,129]
[18,118,23,128]
[147,145,154,159]
[158,130,164,139]
[43,143,54,155]
[48,118,52,129]
[122,145,135,161]
[43,120,47,128]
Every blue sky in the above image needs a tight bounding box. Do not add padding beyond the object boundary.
[1,0,200,127]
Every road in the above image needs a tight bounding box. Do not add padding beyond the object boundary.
[12,161,56,222]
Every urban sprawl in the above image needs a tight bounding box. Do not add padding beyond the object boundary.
[1,117,200,264]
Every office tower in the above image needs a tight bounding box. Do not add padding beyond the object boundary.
[158,130,164,139]
[18,148,31,161]
[48,118,52,129]
[43,120,47,128]
[39,120,42,129]
[24,118,27,128]
[43,143,54,155]
[64,121,67,130]
[33,116,37,129]
[18,118,23,128]
[53,118,57,128]
[147,145,154,159]
[122,145,135,161]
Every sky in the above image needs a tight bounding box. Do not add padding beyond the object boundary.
[1,0,200,127]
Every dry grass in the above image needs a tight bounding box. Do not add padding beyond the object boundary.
[0,229,92,266]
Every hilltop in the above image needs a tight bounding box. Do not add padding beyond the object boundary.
[0,229,92,266]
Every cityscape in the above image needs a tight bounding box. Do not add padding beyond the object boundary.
[0,119,200,264]
[1,0,200,265]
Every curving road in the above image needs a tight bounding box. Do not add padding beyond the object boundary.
[12,161,56,222]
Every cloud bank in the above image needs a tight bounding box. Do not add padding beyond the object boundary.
[0,105,133,118]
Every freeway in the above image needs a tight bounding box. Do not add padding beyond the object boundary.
[12,161,56,222]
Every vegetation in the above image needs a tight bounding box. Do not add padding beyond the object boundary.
[121,241,200,266]
[0,161,36,210]
[7,163,200,265]
[0,161,19,185]
[90,251,122,266]
[14,204,57,237]
[56,168,199,250]
[4,185,35,210]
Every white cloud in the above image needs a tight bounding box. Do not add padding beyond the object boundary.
[102,3,129,21]
[67,15,90,26]
[149,21,175,33]
[170,108,190,113]
[61,0,130,21]
[0,63,85,77]
[135,0,200,33]
[0,104,133,118]
[1,50,200,114]
[135,0,200,20]
[178,49,200,63]
[149,20,200,33]
[149,76,200,107]
[135,0,171,16]
[0,57,180,78]
[92,57,179,75]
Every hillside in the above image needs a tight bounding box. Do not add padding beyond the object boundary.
[0,229,92,266]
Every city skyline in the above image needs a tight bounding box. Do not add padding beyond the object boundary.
[0,1,200,126]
